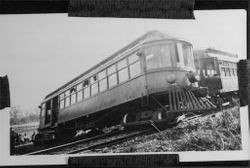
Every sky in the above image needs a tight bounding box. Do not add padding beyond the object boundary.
[0,10,246,111]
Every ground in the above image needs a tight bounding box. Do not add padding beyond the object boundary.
[93,105,241,153]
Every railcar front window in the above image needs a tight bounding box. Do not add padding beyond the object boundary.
[183,46,193,67]
[145,44,173,70]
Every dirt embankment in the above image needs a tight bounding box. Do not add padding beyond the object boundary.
[94,106,241,153]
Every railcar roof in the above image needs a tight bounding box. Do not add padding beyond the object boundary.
[44,30,178,100]
[194,48,238,59]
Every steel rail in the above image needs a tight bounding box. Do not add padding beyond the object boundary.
[25,104,238,155]
[66,129,151,154]
[25,129,127,155]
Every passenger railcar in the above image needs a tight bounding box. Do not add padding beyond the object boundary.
[35,31,216,143]
[193,48,239,108]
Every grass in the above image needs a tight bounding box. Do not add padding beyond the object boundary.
[173,106,242,151]
[99,105,242,153]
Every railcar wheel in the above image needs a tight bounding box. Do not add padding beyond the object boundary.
[152,111,163,120]
[122,113,136,124]
[157,112,162,120]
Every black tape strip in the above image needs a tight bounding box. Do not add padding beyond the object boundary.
[68,0,195,19]
[0,75,10,110]
[69,154,179,167]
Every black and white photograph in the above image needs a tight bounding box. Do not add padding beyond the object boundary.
[0,9,249,165]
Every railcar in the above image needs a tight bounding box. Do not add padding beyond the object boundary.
[35,31,216,143]
[193,48,239,109]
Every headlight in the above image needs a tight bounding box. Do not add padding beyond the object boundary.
[166,74,176,84]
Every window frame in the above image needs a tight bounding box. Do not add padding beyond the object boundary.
[117,58,129,84]
[128,52,141,79]
[56,50,143,106]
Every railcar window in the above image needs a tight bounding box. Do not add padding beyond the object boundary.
[76,83,83,102]
[99,70,107,92]
[65,90,70,97]
[41,104,45,121]
[65,96,70,107]
[145,44,173,70]
[70,88,76,105]
[183,45,194,68]
[202,69,206,76]
[108,65,116,75]
[98,70,107,79]
[118,59,127,70]
[129,61,141,78]
[207,69,211,76]
[83,80,89,87]
[45,110,51,124]
[77,83,82,91]
[197,69,200,75]
[91,83,98,96]
[99,78,107,92]
[220,68,224,76]
[45,101,51,124]
[128,53,139,64]
[90,75,97,84]
[175,44,181,64]
[118,67,129,83]
[59,93,65,109]
[228,68,231,76]
[65,90,70,107]
[224,68,228,76]
[231,69,235,76]
[234,69,237,76]
[84,86,90,99]
[211,69,215,76]
[77,90,83,102]
[108,73,117,88]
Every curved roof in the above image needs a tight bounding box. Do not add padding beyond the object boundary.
[44,30,179,100]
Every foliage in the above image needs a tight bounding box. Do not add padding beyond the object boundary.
[10,106,40,125]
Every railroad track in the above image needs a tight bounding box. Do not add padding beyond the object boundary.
[67,129,151,154]
[24,104,238,155]
[25,129,151,155]
[25,129,127,155]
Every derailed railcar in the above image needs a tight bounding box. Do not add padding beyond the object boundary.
[193,48,239,108]
[35,31,216,143]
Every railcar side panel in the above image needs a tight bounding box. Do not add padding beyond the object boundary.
[57,75,146,123]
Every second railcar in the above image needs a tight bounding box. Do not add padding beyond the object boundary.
[194,48,239,108]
